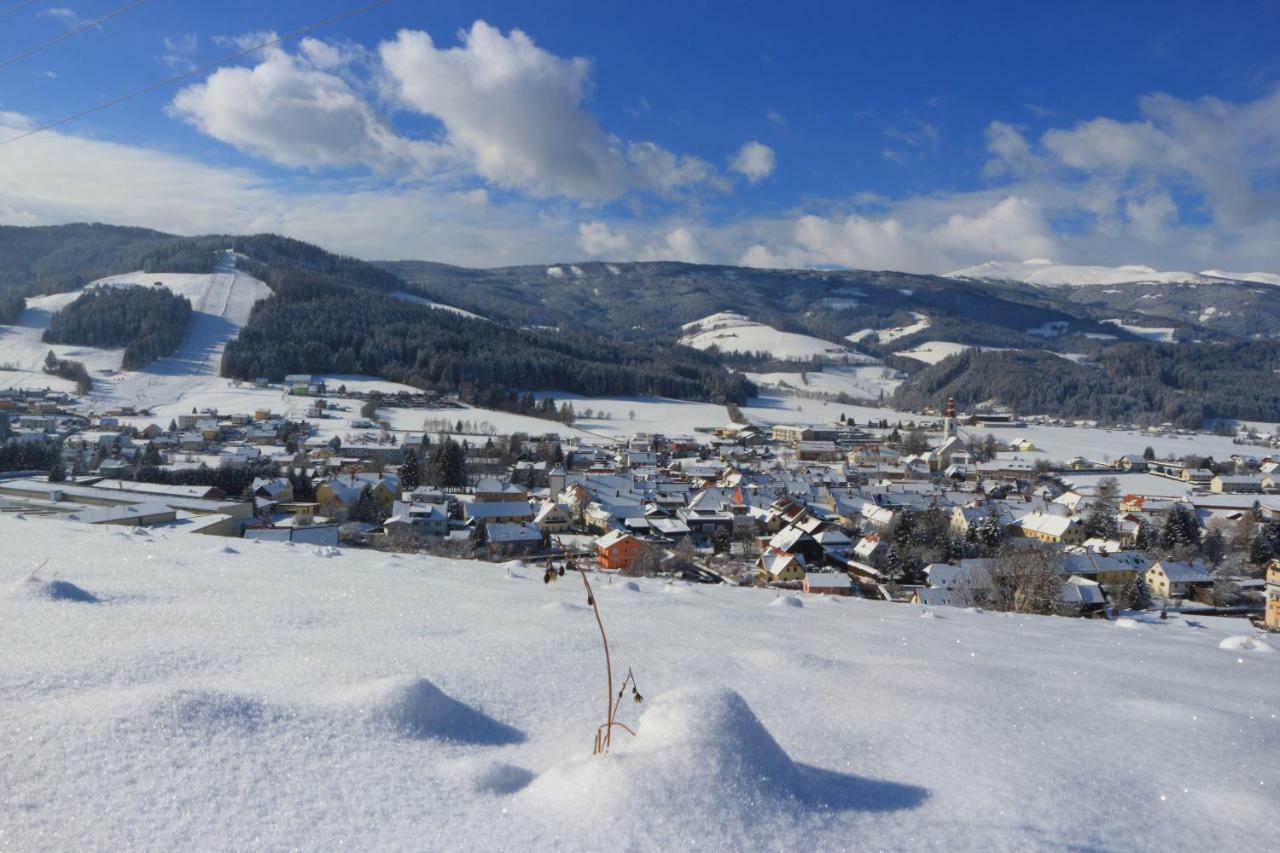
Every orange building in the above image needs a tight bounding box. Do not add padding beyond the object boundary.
[596,530,648,571]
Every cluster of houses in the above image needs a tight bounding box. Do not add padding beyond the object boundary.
[2,387,1278,630]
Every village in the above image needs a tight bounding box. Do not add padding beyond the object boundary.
[2,382,1279,633]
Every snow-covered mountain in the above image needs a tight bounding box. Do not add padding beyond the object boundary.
[946,258,1218,287]
[2,515,1275,850]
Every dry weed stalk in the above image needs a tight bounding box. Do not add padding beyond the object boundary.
[545,549,642,755]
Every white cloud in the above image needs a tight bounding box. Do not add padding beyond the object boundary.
[169,42,441,174]
[729,141,775,184]
[40,8,85,29]
[377,21,724,200]
[161,34,199,71]
[577,221,631,256]
[642,227,705,263]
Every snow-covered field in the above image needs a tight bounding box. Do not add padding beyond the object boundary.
[679,312,868,361]
[1103,319,1176,343]
[894,340,1006,364]
[1,516,1274,851]
[390,291,487,321]
[744,365,902,401]
[846,311,930,344]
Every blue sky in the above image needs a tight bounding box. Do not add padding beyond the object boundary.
[2,0,1279,272]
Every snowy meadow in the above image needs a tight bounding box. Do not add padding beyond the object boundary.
[1,516,1276,851]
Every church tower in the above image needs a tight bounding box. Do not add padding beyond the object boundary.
[943,397,956,439]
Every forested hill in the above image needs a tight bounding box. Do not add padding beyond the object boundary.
[891,344,1280,427]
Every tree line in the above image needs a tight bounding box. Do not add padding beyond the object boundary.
[43,286,192,369]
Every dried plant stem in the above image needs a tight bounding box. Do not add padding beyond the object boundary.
[575,567,618,753]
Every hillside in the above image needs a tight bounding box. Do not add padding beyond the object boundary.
[892,343,1280,426]
[3,515,1275,850]
[6,223,1280,419]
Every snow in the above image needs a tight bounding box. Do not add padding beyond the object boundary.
[1218,636,1273,654]
[948,259,1210,287]
[894,341,1007,364]
[847,312,930,344]
[1027,320,1069,337]
[1202,270,1280,287]
[389,291,487,321]
[679,312,868,361]
[545,266,565,278]
[1,515,1275,850]
[0,256,271,411]
[1103,319,1176,343]
[744,365,902,400]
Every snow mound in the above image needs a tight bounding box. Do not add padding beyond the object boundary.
[311,546,342,558]
[1114,617,1140,630]
[334,676,524,744]
[540,601,588,614]
[446,758,537,795]
[606,579,642,592]
[1218,636,1273,654]
[769,595,804,608]
[153,688,268,734]
[11,575,99,603]
[521,687,926,823]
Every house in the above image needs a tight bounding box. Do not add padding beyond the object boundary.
[1146,560,1214,599]
[484,522,544,555]
[596,530,649,571]
[463,500,535,525]
[385,501,448,538]
[1210,475,1264,494]
[757,548,806,584]
[1015,511,1085,544]
[1266,560,1280,630]
[532,501,572,533]
[853,533,889,565]
[1058,576,1107,614]
[802,572,853,596]
[473,477,529,502]
[1181,468,1214,486]
[1117,454,1148,472]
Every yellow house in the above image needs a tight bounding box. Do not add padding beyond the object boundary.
[757,549,805,584]
[315,476,397,511]
[1015,512,1085,544]
[533,501,572,533]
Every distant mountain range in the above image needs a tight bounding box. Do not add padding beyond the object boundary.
[4,224,1280,425]
[946,258,1280,288]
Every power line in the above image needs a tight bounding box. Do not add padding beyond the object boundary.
[0,0,44,22]
[0,0,393,148]
[0,0,150,71]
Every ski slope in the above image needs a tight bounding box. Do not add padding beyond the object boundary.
[1,515,1274,851]
[0,253,271,410]
[91,256,271,411]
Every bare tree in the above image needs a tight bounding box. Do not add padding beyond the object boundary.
[987,547,1062,614]
[624,544,664,577]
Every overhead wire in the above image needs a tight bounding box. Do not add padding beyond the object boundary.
[0,0,393,147]
[0,0,151,71]
[0,0,44,22]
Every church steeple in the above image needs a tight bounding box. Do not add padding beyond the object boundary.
[943,397,956,439]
